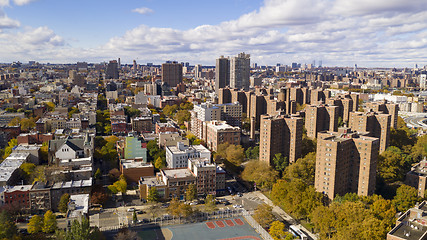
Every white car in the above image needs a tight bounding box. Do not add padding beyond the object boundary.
[127,207,135,212]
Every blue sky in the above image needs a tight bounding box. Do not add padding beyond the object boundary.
[0,0,427,67]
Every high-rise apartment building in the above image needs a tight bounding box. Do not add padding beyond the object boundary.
[315,128,380,200]
[215,56,230,94]
[162,62,182,87]
[259,114,303,166]
[106,60,119,79]
[305,104,339,139]
[230,53,250,90]
[349,111,391,153]
[365,101,398,129]
[194,64,202,79]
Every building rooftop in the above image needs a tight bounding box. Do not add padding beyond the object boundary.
[4,184,32,193]
[206,120,240,131]
[388,201,427,240]
[67,194,89,219]
[139,176,166,187]
[121,160,153,169]
[162,168,194,179]
[409,159,427,177]
[51,178,92,189]
[14,144,41,151]
[167,142,210,155]
[0,153,29,183]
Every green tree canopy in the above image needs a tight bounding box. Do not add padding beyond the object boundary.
[253,204,275,228]
[147,187,159,202]
[185,184,197,201]
[225,144,245,166]
[393,184,421,212]
[242,160,278,190]
[27,215,43,234]
[43,210,57,233]
[59,193,70,213]
[0,211,18,239]
[284,152,316,185]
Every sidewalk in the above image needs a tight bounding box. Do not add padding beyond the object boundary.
[252,191,318,240]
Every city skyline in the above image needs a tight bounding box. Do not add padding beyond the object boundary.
[0,0,426,67]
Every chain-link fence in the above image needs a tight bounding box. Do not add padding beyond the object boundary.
[242,209,274,240]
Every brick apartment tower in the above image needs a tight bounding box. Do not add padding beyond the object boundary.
[259,114,303,166]
[349,111,391,153]
[315,128,380,200]
[161,62,182,87]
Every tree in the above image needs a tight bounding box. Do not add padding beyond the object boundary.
[68,107,80,119]
[377,147,409,183]
[393,184,420,212]
[20,162,36,181]
[8,117,21,126]
[91,185,109,205]
[155,156,166,169]
[30,165,46,184]
[185,184,197,201]
[0,211,18,239]
[42,210,57,233]
[174,109,191,125]
[20,118,36,131]
[242,160,278,190]
[132,211,138,224]
[272,153,288,173]
[40,141,48,163]
[112,178,127,194]
[214,142,230,162]
[225,144,245,165]
[59,193,70,213]
[147,187,159,202]
[204,194,217,213]
[284,152,316,185]
[27,215,43,234]
[44,102,55,112]
[3,138,17,159]
[269,221,286,240]
[253,204,274,228]
[55,216,105,240]
[94,168,102,180]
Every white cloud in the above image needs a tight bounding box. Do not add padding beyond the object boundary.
[0,10,20,29]
[0,0,9,7]
[12,0,35,6]
[1,0,427,67]
[132,7,153,15]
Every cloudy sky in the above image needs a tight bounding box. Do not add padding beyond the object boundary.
[0,0,426,67]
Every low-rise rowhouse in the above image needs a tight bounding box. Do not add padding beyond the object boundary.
[120,160,154,184]
[387,201,427,240]
[50,178,92,211]
[139,158,226,200]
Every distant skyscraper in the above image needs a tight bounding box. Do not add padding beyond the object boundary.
[230,52,250,90]
[118,58,121,69]
[215,56,230,94]
[194,64,202,79]
[133,60,137,71]
[161,61,182,87]
[106,60,119,79]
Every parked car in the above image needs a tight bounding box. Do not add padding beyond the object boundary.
[137,210,145,214]
[127,207,135,212]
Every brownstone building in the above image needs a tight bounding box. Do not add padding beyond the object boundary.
[315,128,379,200]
